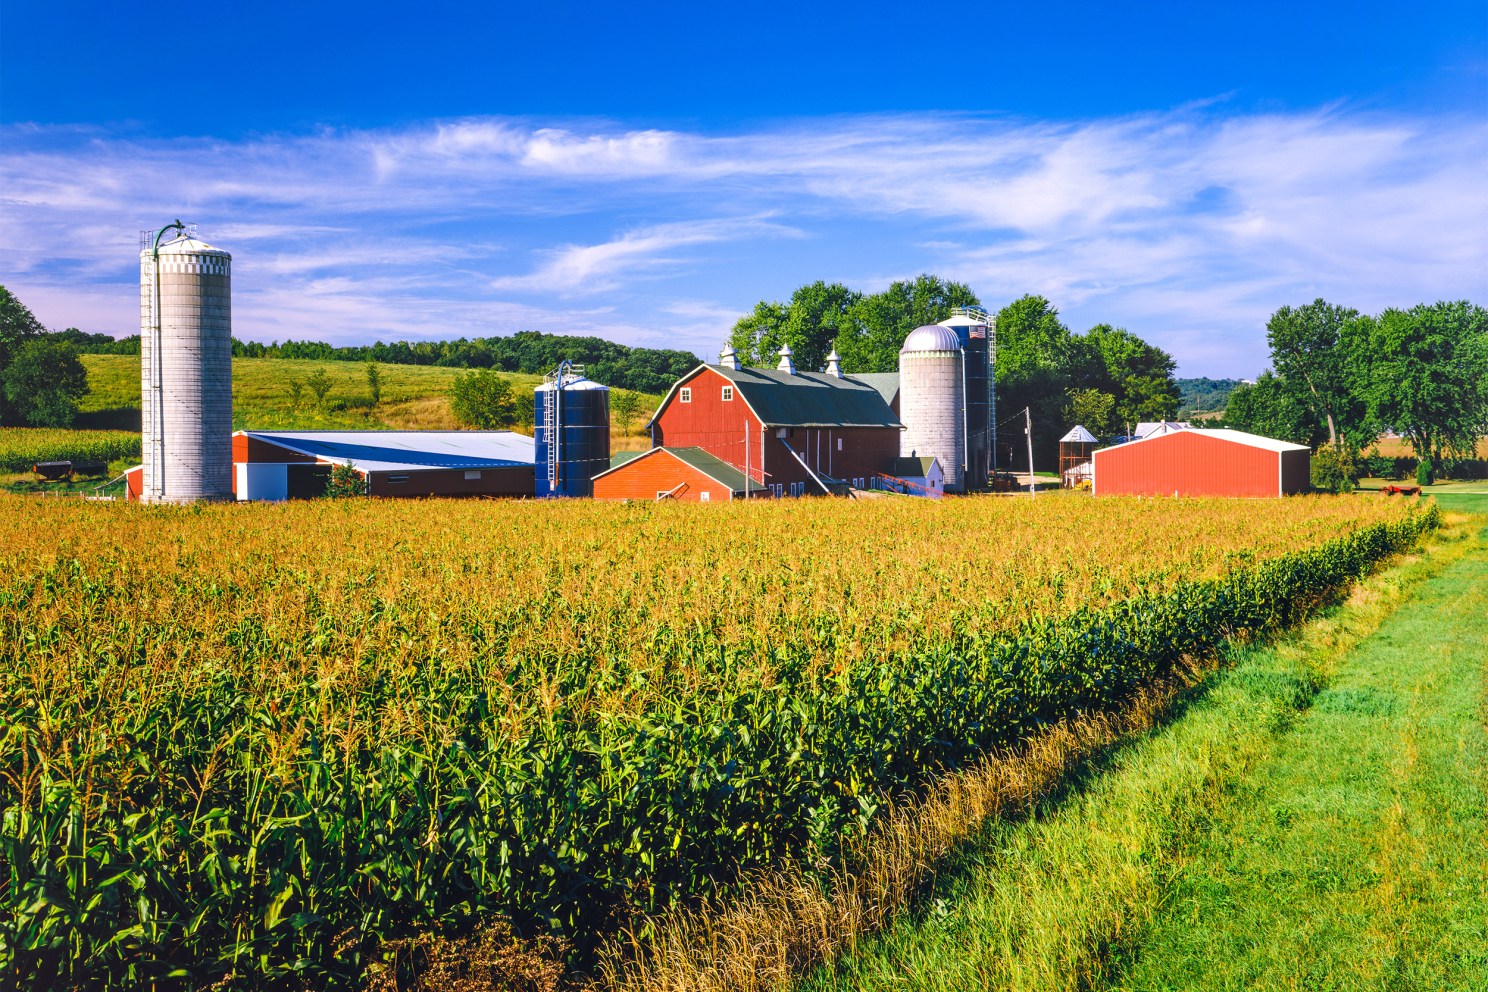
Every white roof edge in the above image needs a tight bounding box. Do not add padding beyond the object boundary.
[1094,427,1309,455]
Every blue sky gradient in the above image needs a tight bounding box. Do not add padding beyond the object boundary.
[3,1,1485,375]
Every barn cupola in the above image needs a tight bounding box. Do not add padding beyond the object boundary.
[720,343,741,370]
[825,348,842,378]
[777,343,796,375]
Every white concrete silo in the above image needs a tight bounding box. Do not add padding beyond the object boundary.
[139,223,234,503]
[899,324,966,492]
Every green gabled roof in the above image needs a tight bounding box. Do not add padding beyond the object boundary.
[890,455,939,478]
[667,447,750,491]
[710,366,902,428]
[848,372,900,408]
[609,449,647,468]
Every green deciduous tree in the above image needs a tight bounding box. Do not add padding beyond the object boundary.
[0,285,47,425]
[1083,324,1180,437]
[305,368,332,406]
[450,369,516,428]
[1345,300,1488,466]
[323,461,366,498]
[839,274,980,373]
[2,339,89,427]
[728,282,861,371]
[612,391,643,436]
[994,295,1098,466]
[365,362,382,406]
[1065,388,1116,436]
[1266,299,1363,448]
[1216,372,1321,445]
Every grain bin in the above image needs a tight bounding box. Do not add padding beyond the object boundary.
[138,222,234,503]
[899,324,966,491]
[534,362,610,498]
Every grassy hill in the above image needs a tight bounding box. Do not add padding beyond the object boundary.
[78,355,658,439]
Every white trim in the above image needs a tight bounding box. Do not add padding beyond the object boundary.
[680,387,692,403]
[1092,427,1308,456]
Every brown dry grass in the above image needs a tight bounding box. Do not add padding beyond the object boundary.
[364,919,570,992]
[1370,435,1488,458]
[378,397,463,430]
[592,659,1214,992]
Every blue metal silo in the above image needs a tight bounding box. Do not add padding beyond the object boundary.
[534,362,611,498]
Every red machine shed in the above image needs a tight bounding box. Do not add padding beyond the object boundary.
[592,447,749,502]
[1093,428,1310,497]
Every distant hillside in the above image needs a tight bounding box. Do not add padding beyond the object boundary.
[78,355,660,435]
[1177,377,1244,416]
[56,329,702,396]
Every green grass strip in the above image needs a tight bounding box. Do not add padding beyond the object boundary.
[800,517,1487,992]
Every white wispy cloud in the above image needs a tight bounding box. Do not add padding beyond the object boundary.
[0,106,1482,374]
[490,217,800,295]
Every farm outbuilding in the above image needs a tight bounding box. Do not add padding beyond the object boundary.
[230,430,535,500]
[592,446,750,502]
[1092,428,1310,498]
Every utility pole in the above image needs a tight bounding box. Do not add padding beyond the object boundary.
[1024,406,1036,498]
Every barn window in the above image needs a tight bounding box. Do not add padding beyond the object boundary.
[388,475,409,483]
[464,470,481,480]
[837,438,843,451]
[680,387,692,403]
[700,491,711,502]
[721,386,733,401]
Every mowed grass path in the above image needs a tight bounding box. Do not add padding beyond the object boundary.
[802,515,1487,992]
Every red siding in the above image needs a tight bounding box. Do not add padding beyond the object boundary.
[592,449,735,502]
[652,368,901,491]
[125,465,143,501]
[367,465,533,498]
[1094,431,1289,497]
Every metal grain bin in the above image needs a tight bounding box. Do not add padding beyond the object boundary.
[534,365,610,498]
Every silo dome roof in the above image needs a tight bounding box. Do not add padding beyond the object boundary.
[900,324,962,353]
[154,235,231,258]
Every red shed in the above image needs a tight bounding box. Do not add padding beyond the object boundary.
[1093,428,1310,497]
[647,354,902,496]
[592,447,750,502]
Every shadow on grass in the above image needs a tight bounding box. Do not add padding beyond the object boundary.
[76,407,142,431]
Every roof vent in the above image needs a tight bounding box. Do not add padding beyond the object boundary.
[825,348,842,378]
[777,343,795,375]
[720,343,741,370]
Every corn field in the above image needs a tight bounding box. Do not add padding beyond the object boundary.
[0,428,141,473]
[0,493,1433,989]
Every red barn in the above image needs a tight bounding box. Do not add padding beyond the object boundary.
[637,351,903,497]
[1093,428,1311,497]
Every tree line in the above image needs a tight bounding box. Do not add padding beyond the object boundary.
[52,327,702,396]
[728,275,1182,467]
[1214,298,1488,482]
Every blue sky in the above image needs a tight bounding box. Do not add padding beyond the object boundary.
[2,1,1485,376]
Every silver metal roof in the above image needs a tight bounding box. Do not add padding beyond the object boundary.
[900,324,962,353]
[1060,425,1099,443]
[240,430,536,473]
